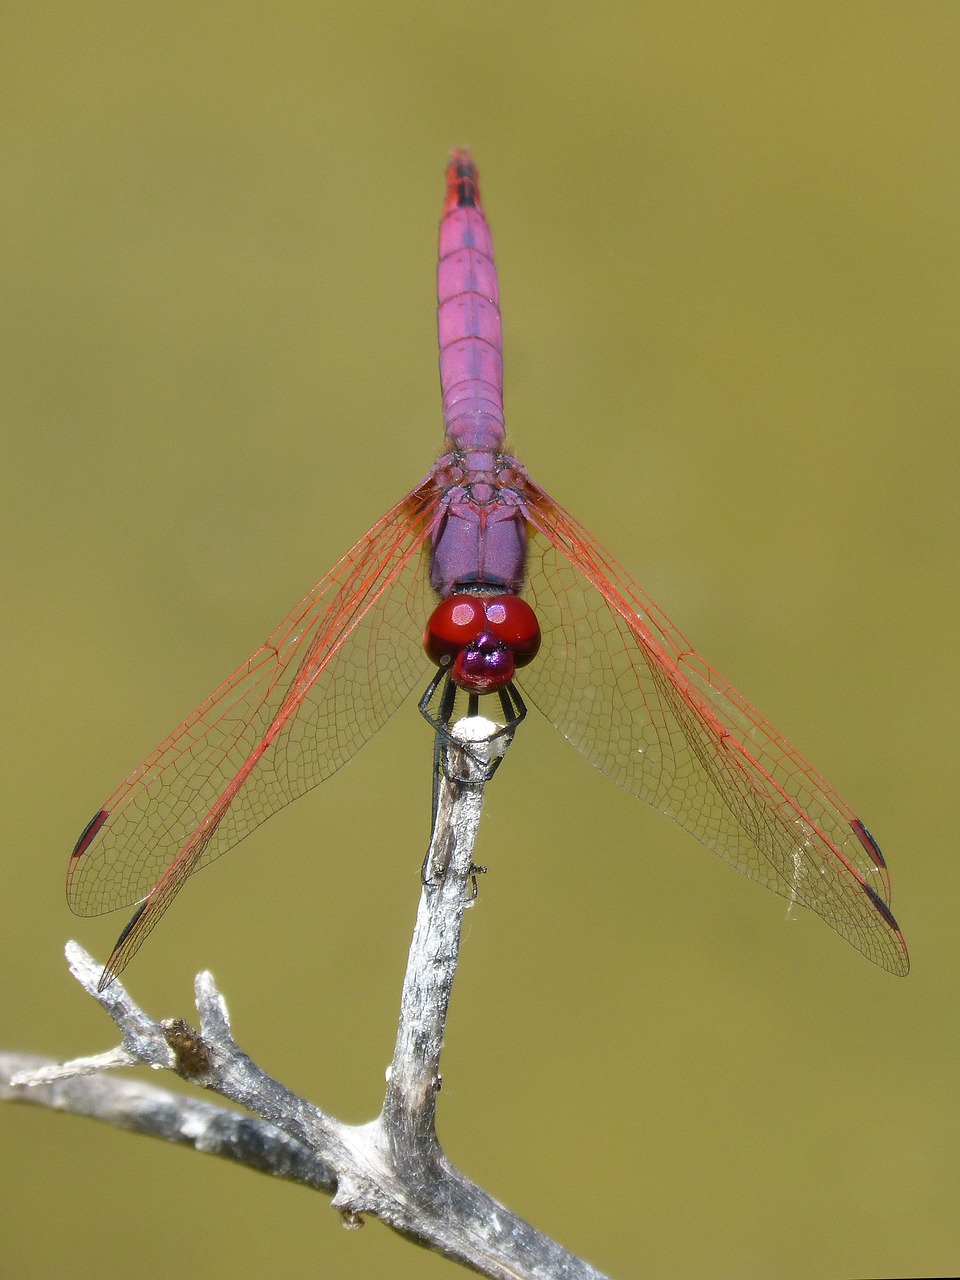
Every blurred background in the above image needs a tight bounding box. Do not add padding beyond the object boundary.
[2,3,957,1277]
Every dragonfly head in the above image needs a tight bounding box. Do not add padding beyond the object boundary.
[424,594,541,694]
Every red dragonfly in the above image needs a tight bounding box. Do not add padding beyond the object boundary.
[68,152,909,986]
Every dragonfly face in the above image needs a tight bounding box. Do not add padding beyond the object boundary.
[423,594,541,693]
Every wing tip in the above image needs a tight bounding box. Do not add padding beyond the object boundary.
[853,881,909,976]
[97,900,151,991]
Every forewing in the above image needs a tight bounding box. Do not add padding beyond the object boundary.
[517,484,908,975]
[67,485,439,942]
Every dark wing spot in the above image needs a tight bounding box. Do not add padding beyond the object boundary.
[851,817,887,870]
[71,808,109,860]
[861,881,900,931]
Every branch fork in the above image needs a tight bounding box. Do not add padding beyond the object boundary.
[3,719,609,1279]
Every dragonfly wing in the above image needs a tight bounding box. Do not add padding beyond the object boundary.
[517,484,908,975]
[67,483,440,978]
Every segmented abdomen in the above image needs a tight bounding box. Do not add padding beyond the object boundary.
[437,151,505,452]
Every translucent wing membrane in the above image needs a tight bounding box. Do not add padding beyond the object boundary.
[67,485,440,980]
[518,483,908,975]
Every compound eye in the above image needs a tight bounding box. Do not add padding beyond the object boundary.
[423,596,485,666]
[484,596,541,667]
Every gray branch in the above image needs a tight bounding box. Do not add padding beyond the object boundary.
[3,719,609,1279]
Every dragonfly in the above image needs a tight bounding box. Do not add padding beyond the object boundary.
[68,151,909,987]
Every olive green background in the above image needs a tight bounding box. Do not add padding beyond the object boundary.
[2,4,957,1277]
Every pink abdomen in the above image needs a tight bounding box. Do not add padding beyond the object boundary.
[437,152,505,452]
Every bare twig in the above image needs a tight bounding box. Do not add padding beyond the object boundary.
[0,1048,337,1192]
[3,719,609,1279]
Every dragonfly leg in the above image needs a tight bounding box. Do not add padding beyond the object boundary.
[418,670,524,886]
[497,680,527,732]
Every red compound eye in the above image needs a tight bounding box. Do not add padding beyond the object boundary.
[483,596,541,667]
[423,593,541,689]
[423,596,486,666]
